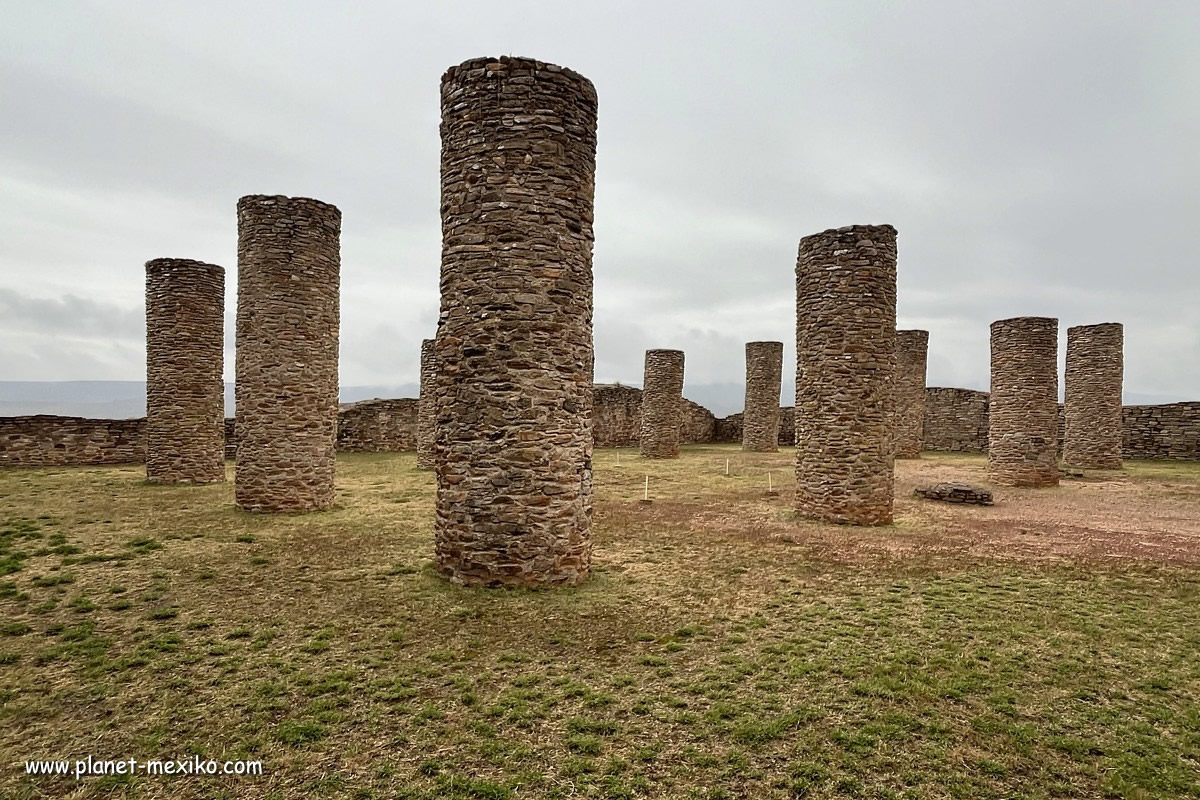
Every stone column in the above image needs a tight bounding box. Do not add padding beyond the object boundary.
[988,317,1059,486]
[234,195,341,512]
[434,56,597,587]
[416,338,437,470]
[1063,322,1123,469]
[794,225,897,526]
[640,349,685,459]
[145,258,226,483]
[743,341,783,452]
[895,330,929,459]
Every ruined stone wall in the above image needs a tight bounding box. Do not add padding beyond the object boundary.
[894,330,929,459]
[224,418,237,460]
[922,388,990,452]
[593,384,642,446]
[794,224,897,526]
[235,194,341,512]
[640,349,686,459]
[1063,323,1124,469]
[144,258,225,484]
[434,56,597,587]
[1122,403,1200,461]
[681,398,716,444]
[0,416,146,466]
[717,406,795,446]
[337,399,418,452]
[988,317,1060,487]
[417,338,437,469]
[743,341,783,452]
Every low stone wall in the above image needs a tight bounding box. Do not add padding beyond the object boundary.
[0,416,146,466]
[922,388,991,452]
[336,399,418,453]
[593,384,714,447]
[715,407,795,446]
[1122,403,1200,461]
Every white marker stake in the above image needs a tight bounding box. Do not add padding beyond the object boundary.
[644,475,649,500]
[725,458,730,476]
[768,471,773,491]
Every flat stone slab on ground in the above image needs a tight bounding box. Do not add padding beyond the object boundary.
[915,482,994,506]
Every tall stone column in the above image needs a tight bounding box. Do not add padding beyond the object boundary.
[1063,322,1123,469]
[743,341,783,452]
[895,329,929,459]
[794,225,897,526]
[145,258,226,483]
[988,317,1059,486]
[234,195,341,512]
[434,56,597,587]
[640,349,685,459]
[417,338,437,470]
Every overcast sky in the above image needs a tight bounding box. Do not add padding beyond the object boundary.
[1,0,1197,410]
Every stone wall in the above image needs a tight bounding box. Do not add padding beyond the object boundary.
[593,384,643,446]
[743,341,783,452]
[894,330,929,459]
[337,399,419,452]
[1063,323,1124,469]
[1122,403,1200,461]
[235,194,341,513]
[640,349,686,458]
[988,317,1060,487]
[144,258,226,484]
[0,416,146,466]
[417,338,437,470]
[434,56,597,588]
[922,388,990,452]
[794,224,897,526]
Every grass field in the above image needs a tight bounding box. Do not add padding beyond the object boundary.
[2,446,1198,799]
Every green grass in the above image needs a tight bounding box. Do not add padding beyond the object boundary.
[0,449,1198,799]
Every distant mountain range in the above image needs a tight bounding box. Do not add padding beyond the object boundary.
[0,381,1185,420]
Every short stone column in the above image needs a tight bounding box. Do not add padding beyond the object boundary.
[1063,322,1123,470]
[794,225,897,526]
[145,258,226,483]
[234,195,341,512]
[987,316,1060,486]
[416,338,437,470]
[640,349,685,459]
[743,341,784,452]
[434,56,597,587]
[895,330,929,459]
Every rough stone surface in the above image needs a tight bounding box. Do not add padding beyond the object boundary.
[0,416,145,466]
[434,56,597,588]
[922,388,991,452]
[417,338,437,470]
[144,258,225,484]
[337,399,418,452]
[988,317,1060,487]
[1064,323,1124,470]
[640,349,686,459]
[915,482,994,505]
[587,384,714,447]
[895,330,929,459]
[743,341,783,452]
[224,418,237,460]
[235,194,341,512]
[1122,402,1200,460]
[794,224,897,526]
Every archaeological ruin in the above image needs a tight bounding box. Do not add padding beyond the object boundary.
[433,56,597,587]
[144,258,226,484]
[894,329,929,459]
[640,349,686,459]
[417,338,437,470]
[794,224,897,526]
[234,194,342,512]
[742,341,784,452]
[987,316,1060,487]
[1063,322,1124,470]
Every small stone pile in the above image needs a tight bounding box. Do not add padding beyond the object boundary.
[914,483,994,505]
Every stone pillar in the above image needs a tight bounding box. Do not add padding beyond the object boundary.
[416,338,437,470]
[895,330,929,459]
[988,317,1059,487]
[145,258,226,483]
[1063,322,1123,469]
[234,195,341,512]
[434,56,597,587]
[640,349,685,459]
[743,341,783,452]
[794,225,897,526]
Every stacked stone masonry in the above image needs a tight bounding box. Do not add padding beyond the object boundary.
[794,224,897,526]
[742,341,784,452]
[1063,323,1124,469]
[640,350,686,459]
[337,399,418,452]
[894,330,929,459]
[988,317,1060,487]
[0,416,146,466]
[235,194,342,512]
[922,388,990,452]
[417,338,437,469]
[144,258,226,484]
[593,384,715,447]
[434,56,597,587]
